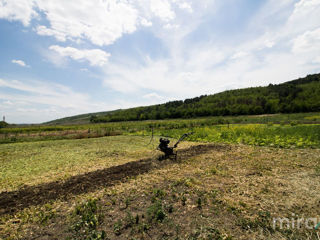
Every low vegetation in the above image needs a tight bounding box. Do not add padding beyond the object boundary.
[1,111,320,239]
[0,136,159,192]
[1,112,320,146]
[134,123,320,148]
[1,138,319,239]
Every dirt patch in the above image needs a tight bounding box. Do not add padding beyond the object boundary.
[0,144,225,215]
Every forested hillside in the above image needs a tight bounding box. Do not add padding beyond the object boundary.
[89,73,320,123]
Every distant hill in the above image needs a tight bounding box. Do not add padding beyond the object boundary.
[48,73,320,124]
[45,109,121,125]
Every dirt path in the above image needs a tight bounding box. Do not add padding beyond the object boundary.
[0,144,226,215]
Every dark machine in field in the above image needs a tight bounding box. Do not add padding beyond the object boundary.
[157,132,193,160]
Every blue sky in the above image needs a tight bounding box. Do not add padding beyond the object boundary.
[0,0,320,123]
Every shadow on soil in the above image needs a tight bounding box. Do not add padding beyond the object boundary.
[0,144,229,215]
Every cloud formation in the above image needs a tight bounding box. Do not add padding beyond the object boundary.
[0,0,37,26]
[34,0,139,46]
[1,0,320,123]
[49,45,110,66]
[11,59,29,67]
[0,0,193,46]
[0,78,113,123]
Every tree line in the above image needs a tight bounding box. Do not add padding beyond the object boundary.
[91,73,320,123]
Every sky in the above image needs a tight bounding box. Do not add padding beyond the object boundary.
[0,0,320,123]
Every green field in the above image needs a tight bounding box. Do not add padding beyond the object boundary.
[1,113,320,239]
[0,136,160,192]
[1,112,320,147]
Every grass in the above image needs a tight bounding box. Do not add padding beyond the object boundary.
[1,113,320,239]
[0,140,320,239]
[0,135,164,192]
[1,112,320,144]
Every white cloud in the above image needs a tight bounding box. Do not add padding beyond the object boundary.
[176,1,193,13]
[149,0,175,22]
[0,0,184,47]
[49,45,110,66]
[11,59,29,67]
[230,51,249,60]
[292,27,320,64]
[1,0,320,123]
[280,0,320,39]
[288,0,320,29]
[101,11,320,100]
[102,46,229,98]
[264,40,275,48]
[143,92,165,101]
[292,28,320,54]
[164,23,179,29]
[0,78,115,123]
[36,25,67,42]
[140,18,153,27]
[0,0,38,26]
[36,0,139,46]
[0,0,140,46]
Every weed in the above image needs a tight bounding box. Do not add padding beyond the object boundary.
[197,197,202,209]
[209,189,219,199]
[124,211,135,229]
[239,201,247,208]
[37,208,55,225]
[181,195,187,206]
[184,177,197,187]
[256,211,274,233]
[208,167,218,175]
[135,214,139,224]
[71,198,106,240]
[236,217,257,230]
[113,219,122,236]
[138,223,150,233]
[124,197,131,209]
[227,205,241,216]
[236,211,273,233]
[167,204,174,213]
[153,188,166,199]
[147,201,166,222]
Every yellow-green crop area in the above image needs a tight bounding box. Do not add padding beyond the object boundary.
[1,115,320,239]
[0,136,161,192]
[134,124,320,148]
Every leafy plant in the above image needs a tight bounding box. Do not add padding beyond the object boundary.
[71,198,106,240]
[147,201,166,222]
[113,220,122,236]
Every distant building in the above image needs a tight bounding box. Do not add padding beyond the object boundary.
[2,116,4,122]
